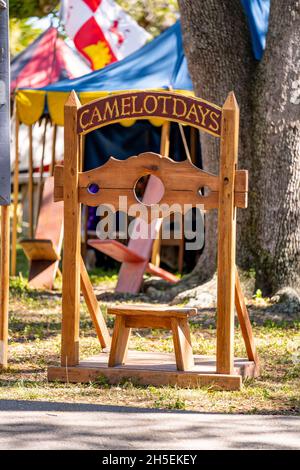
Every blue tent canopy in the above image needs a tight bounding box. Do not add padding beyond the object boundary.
[42,20,193,94]
[241,0,270,60]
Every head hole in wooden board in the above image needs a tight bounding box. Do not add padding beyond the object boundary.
[134,175,165,206]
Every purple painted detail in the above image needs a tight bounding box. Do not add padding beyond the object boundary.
[87,183,100,195]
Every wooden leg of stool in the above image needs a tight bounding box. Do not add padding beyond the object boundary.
[171,317,194,371]
[108,316,131,367]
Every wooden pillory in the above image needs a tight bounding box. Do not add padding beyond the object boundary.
[48,90,259,390]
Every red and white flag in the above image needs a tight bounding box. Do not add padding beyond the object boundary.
[60,0,151,70]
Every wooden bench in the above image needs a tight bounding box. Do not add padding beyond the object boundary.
[108,306,197,371]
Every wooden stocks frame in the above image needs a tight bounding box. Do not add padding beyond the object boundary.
[53,89,258,389]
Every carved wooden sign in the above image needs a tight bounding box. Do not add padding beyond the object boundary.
[77,91,222,137]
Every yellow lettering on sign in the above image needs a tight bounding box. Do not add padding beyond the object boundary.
[79,109,91,130]
[90,106,102,125]
[197,105,211,126]
[132,95,144,114]
[185,103,200,123]
[144,95,158,114]
[121,97,132,116]
[172,98,187,118]
[103,99,120,120]
[157,95,172,115]
[209,111,220,132]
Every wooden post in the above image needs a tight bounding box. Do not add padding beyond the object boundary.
[235,268,259,365]
[61,91,81,367]
[190,127,197,165]
[11,115,19,276]
[37,120,48,217]
[50,124,57,176]
[0,205,10,368]
[216,92,239,375]
[28,124,34,238]
[151,120,170,266]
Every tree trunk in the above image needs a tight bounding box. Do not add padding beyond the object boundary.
[178,0,255,282]
[250,0,300,293]
[178,0,300,295]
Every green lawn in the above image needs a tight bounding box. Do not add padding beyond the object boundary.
[1,265,299,414]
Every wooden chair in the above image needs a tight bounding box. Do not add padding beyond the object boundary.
[87,173,179,292]
[21,176,63,289]
[108,306,197,371]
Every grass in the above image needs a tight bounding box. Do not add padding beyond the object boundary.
[1,260,300,414]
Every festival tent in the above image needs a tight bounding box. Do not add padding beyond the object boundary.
[12,20,199,280]
[15,21,197,171]
[11,27,91,175]
[11,27,91,93]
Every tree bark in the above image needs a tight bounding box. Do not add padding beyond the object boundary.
[250,0,300,293]
[178,0,255,282]
[178,0,300,295]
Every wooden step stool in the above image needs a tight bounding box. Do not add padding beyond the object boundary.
[107,306,197,371]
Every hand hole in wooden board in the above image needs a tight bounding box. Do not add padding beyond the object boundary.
[134,175,165,206]
[198,186,212,197]
[87,183,100,195]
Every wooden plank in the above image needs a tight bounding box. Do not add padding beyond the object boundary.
[61,91,82,367]
[108,306,197,318]
[28,125,34,238]
[151,121,170,266]
[48,352,247,390]
[216,92,240,375]
[146,262,179,283]
[87,239,147,263]
[54,160,248,211]
[37,120,48,217]
[0,206,10,369]
[50,124,57,176]
[235,269,259,364]
[54,162,248,195]
[80,256,111,349]
[28,260,59,290]
[21,239,60,261]
[125,315,171,329]
[171,317,194,371]
[115,260,148,293]
[19,177,64,289]
[77,91,222,138]
[11,115,19,276]
[48,365,242,390]
[108,316,131,367]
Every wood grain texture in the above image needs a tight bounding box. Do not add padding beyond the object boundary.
[21,239,60,261]
[87,239,147,263]
[28,125,34,238]
[21,177,64,290]
[146,262,179,283]
[216,92,239,374]
[151,121,170,266]
[47,351,258,390]
[61,91,81,367]
[80,256,111,349]
[54,154,248,213]
[107,306,197,318]
[108,316,131,367]
[171,317,194,371]
[235,269,259,364]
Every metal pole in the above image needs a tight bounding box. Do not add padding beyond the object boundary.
[0,0,11,369]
